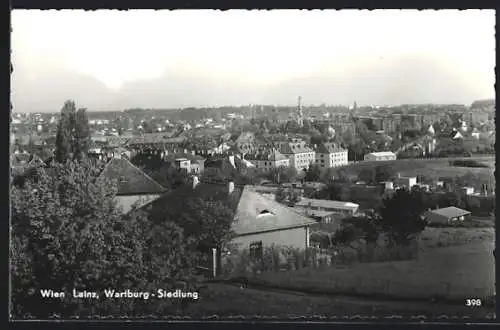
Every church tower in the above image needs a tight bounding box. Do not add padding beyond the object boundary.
[297,96,304,127]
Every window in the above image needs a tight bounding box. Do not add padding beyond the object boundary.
[249,241,263,260]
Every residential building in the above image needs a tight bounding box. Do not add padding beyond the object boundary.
[425,206,471,225]
[296,208,330,222]
[99,156,167,214]
[235,132,257,153]
[278,139,316,171]
[294,197,359,217]
[152,182,317,277]
[126,134,187,153]
[163,150,205,174]
[228,185,316,251]
[461,187,475,196]
[364,151,397,161]
[314,142,348,168]
[244,148,289,171]
[394,175,417,190]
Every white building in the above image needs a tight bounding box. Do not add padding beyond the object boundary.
[244,148,290,171]
[314,142,348,168]
[295,198,359,217]
[279,139,316,171]
[364,151,397,161]
[394,175,417,190]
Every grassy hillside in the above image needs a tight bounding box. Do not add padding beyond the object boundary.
[334,157,494,188]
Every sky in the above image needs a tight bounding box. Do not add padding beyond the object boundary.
[11,9,496,112]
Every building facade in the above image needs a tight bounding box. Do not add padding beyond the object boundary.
[364,151,397,161]
[314,142,348,168]
[279,139,316,171]
[244,148,290,171]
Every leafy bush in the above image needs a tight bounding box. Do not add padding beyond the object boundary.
[10,160,197,319]
[448,160,490,168]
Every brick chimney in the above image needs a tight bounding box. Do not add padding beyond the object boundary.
[228,181,235,194]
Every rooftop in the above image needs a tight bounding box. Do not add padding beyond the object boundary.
[151,183,316,236]
[295,197,360,210]
[315,142,346,154]
[244,149,288,162]
[427,206,471,218]
[99,157,166,195]
[367,151,396,157]
[279,141,314,154]
[234,186,317,235]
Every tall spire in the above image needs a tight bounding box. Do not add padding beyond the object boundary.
[297,96,304,127]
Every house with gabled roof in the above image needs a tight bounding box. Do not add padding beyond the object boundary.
[150,179,317,276]
[424,206,471,225]
[229,185,316,248]
[99,155,167,214]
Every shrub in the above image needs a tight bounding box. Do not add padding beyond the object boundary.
[448,159,490,168]
[10,161,197,319]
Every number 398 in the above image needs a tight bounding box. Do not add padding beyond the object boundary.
[466,299,482,307]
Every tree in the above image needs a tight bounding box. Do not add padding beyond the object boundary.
[267,166,297,184]
[73,108,91,159]
[275,186,288,204]
[10,160,196,318]
[442,189,466,209]
[357,165,395,184]
[316,182,350,201]
[55,101,91,163]
[331,225,357,247]
[358,168,374,183]
[288,189,302,207]
[305,164,322,182]
[274,187,301,207]
[149,184,237,276]
[378,188,427,246]
[373,164,396,183]
[55,100,76,163]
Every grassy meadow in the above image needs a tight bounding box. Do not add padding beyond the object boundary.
[334,156,495,188]
[255,226,495,303]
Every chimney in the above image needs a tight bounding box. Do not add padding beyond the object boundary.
[192,176,199,189]
[228,155,235,168]
[228,181,235,194]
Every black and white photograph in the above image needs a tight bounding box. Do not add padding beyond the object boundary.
[9,9,496,320]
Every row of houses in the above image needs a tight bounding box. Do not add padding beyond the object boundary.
[240,136,349,172]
